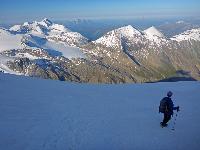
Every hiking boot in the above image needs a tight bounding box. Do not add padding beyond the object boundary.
[160,122,168,127]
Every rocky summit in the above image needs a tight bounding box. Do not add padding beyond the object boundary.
[0,19,200,83]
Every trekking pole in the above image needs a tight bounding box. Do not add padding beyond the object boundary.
[171,112,178,130]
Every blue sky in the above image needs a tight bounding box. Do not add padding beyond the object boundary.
[0,0,200,23]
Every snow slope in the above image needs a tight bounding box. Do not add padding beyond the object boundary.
[0,73,200,150]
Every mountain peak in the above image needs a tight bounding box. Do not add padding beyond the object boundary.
[23,22,30,26]
[94,25,143,48]
[144,26,164,38]
[42,18,52,25]
[39,18,53,27]
[117,25,142,37]
[120,25,134,30]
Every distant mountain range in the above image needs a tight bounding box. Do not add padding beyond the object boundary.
[0,18,200,83]
[60,18,200,40]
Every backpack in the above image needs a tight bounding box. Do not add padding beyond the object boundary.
[159,98,168,113]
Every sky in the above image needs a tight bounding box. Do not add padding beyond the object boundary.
[0,0,200,23]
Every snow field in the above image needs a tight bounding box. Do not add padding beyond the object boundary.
[0,73,200,150]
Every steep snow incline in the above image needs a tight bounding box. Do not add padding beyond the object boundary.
[0,73,200,150]
[171,28,200,42]
[0,28,24,52]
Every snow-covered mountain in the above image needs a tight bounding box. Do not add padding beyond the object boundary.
[87,25,200,82]
[171,28,200,42]
[94,25,144,48]
[10,18,68,36]
[0,19,91,80]
[1,20,200,83]
[94,25,169,48]
[94,25,200,48]
[0,73,200,150]
[10,18,54,34]
[0,19,89,59]
[9,18,89,47]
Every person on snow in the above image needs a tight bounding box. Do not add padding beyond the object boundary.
[159,91,180,127]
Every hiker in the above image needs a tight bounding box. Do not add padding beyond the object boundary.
[159,91,180,127]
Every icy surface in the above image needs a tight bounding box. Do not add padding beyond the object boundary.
[0,73,200,150]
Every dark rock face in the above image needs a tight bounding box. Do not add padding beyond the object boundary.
[7,58,31,73]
